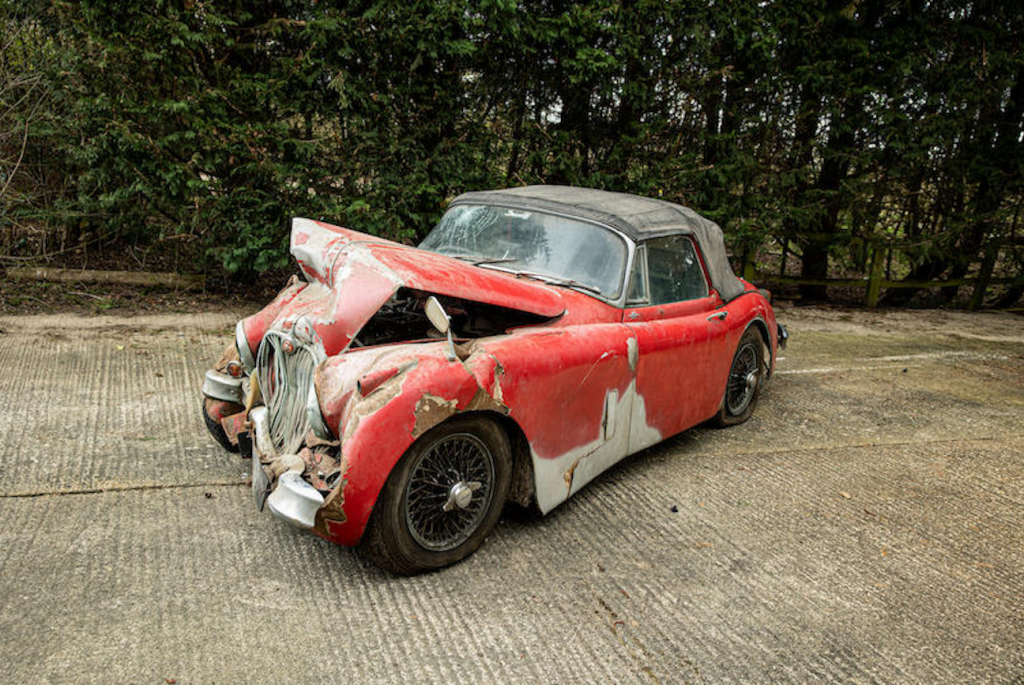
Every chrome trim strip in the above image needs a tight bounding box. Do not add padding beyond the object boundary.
[236,320,257,371]
[306,383,333,440]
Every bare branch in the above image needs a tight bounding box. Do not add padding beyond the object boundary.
[0,120,29,201]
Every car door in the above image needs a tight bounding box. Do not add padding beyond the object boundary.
[623,234,731,452]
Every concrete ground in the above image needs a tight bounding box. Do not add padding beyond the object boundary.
[0,306,1021,684]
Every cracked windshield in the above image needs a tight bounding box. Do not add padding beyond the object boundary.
[420,204,628,297]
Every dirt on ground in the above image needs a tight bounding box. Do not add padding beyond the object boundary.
[0,301,1021,683]
[0,266,278,316]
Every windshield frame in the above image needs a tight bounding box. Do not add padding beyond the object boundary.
[423,201,637,306]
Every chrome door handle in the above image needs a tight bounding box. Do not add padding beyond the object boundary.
[707,311,728,322]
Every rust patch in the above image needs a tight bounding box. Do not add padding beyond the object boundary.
[412,386,511,439]
[341,372,404,444]
[312,453,349,537]
[465,386,509,415]
[412,394,459,437]
[313,489,348,535]
[305,430,340,449]
[562,444,602,493]
[564,458,581,491]
[214,342,239,373]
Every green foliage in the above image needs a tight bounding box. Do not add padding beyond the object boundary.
[3,0,1023,300]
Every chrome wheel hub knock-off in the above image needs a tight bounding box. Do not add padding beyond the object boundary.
[404,434,495,552]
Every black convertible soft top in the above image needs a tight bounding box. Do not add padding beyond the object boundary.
[452,185,747,302]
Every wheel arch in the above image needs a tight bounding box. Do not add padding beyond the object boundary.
[389,408,535,511]
[746,315,774,378]
[490,412,535,510]
[325,364,525,547]
[714,316,771,422]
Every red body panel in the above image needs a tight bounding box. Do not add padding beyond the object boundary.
[239,219,572,357]
[232,218,780,547]
[315,344,488,545]
[625,295,729,442]
[369,244,567,317]
[475,326,635,459]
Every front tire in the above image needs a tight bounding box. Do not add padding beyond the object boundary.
[714,327,765,427]
[360,415,512,575]
[202,398,241,453]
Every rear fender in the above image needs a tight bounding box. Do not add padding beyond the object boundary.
[722,288,779,377]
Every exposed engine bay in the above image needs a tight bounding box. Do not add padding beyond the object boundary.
[350,287,552,348]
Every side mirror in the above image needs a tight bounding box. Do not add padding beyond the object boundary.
[425,296,450,335]
[425,296,456,361]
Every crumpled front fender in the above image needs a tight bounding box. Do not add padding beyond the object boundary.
[313,342,509,546]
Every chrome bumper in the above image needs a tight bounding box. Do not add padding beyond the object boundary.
[267,472,325,529]
[249,406,324,530]
[202,369,244,404]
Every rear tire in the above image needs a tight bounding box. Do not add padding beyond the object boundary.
[360,415,512,575]
[203,398,241,453]
[714,327,764,427]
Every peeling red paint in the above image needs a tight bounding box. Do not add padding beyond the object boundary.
[217,213,781,550]
[239,218,584,357]
[357,366,401,397]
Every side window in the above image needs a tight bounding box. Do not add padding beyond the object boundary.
[626,245,648,304]
[646,235,708,305]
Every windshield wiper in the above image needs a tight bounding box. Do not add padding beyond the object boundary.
[446,253,518,266]
[481,265,603,295]
[471,256,518,266]
[544,276,602,295]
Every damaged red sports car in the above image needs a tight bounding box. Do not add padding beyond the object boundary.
[201,186,787,574]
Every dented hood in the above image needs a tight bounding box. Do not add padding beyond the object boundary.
[266,218,567,355]
[292,217,567,313]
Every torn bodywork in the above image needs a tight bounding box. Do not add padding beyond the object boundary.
[201,186,783,573]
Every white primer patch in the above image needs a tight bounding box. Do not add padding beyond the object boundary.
[627,336,639,372]
[532,379,661,514]
[291,218,347,284]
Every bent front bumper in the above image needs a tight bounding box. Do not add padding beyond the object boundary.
[267,472,325,529]
[249,406,325,530]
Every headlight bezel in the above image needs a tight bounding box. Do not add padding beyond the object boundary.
[235,320,257,372]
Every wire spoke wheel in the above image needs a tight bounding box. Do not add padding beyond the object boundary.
[361,416,512,574]
[403,433,495,552]
[726,341,760,416]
